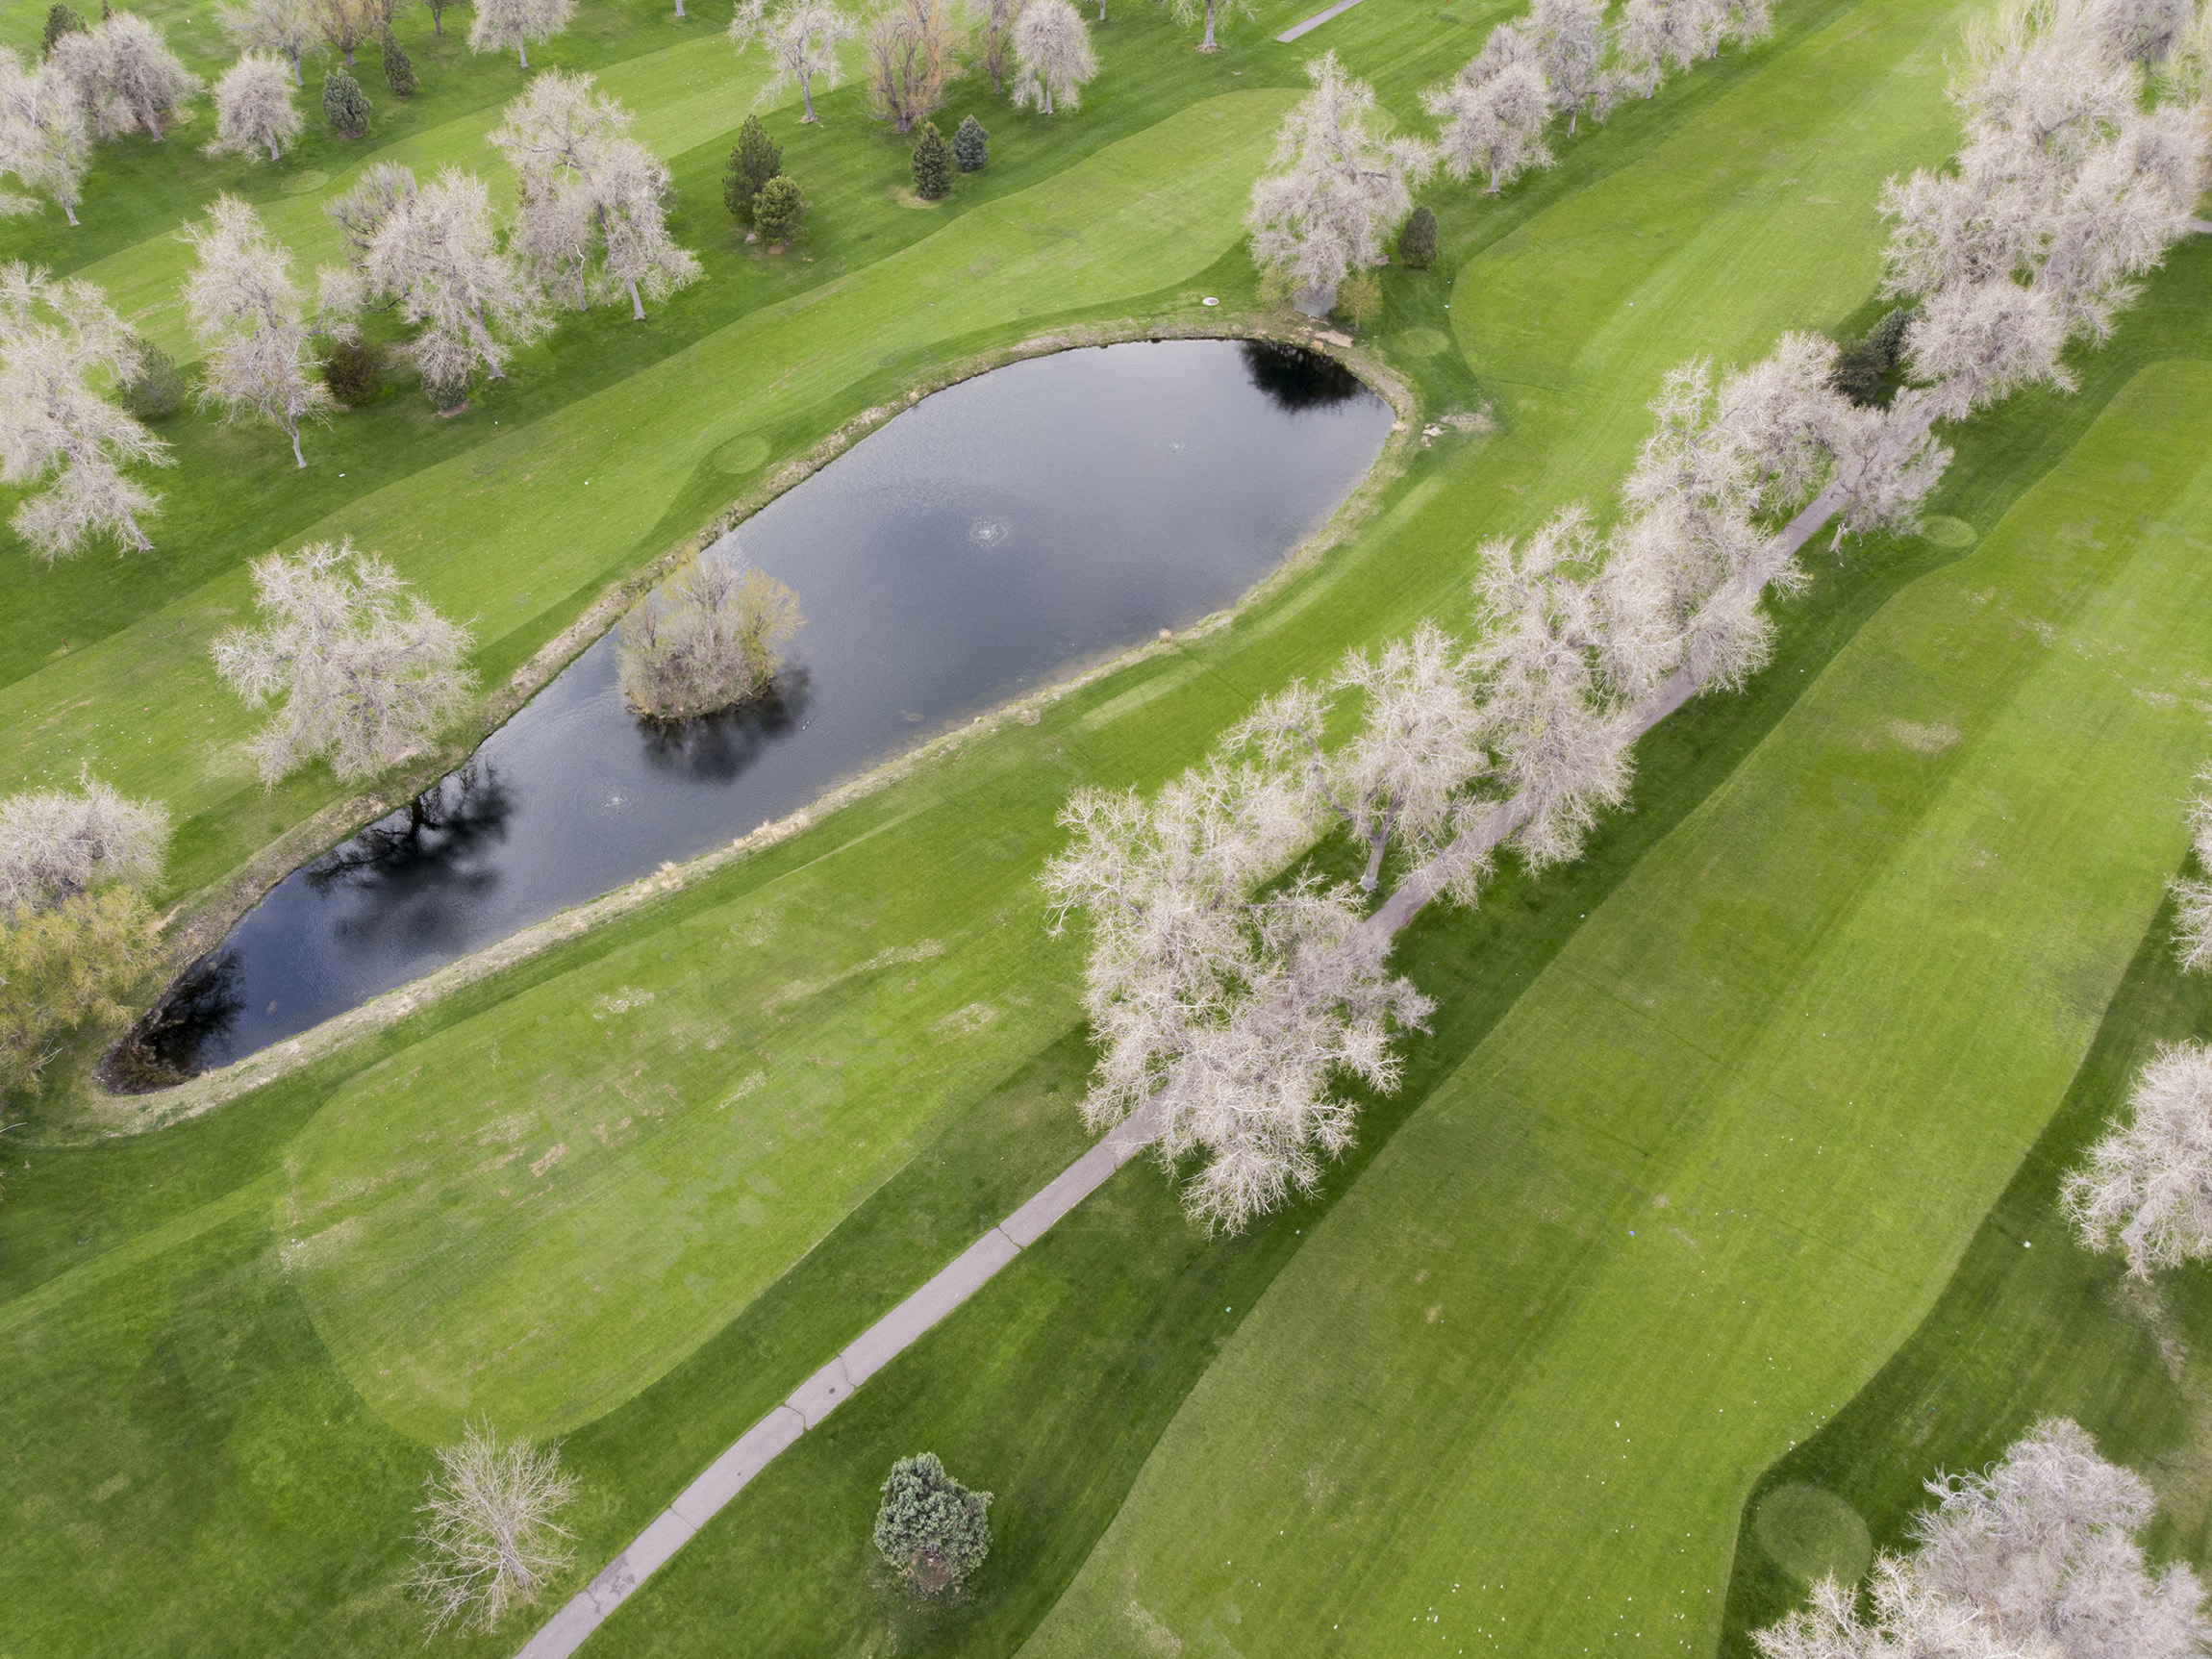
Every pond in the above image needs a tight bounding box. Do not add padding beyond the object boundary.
[119,339,1394,1083]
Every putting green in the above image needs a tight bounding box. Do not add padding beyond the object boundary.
[1753,1482,1873,1585]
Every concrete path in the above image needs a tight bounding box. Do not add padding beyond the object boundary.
[515,1101,1165,1659]
[1276,0,1367,41]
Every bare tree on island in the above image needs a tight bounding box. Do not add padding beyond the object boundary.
[489,71,700,319]
[0,263,169,560]
[468,0,573,69]
[1757,1420,2212,1659]
[616,547,803,719]
[1246,52,1434,309]
[214,540,476,785]
[2063,1043,2212,1279]
[0,46,92,224]
[729,0,858,121]
[205,52,306,163]
[402,1421,578,1636]
[182,195,335,466]
[1010,0,1095,115]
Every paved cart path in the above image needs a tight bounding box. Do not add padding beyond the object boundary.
[1276,0,1368,40]
[515,1100,1166,1659]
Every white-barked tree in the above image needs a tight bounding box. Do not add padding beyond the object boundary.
[182,193,335,465]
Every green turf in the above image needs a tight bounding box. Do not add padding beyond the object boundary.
[1715,894,2212,1654]
[8,0,2211,1650]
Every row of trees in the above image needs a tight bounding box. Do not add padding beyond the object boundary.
[1756,1420,2211,1658]
[1048,0,2208,1234]
[729,0,1101,130]
[0,12,198,227]
[1248,0,1782,304]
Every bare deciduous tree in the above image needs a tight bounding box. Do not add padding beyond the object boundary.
[218,0,322,84]
[2064,1042,2212,1278]
[1247,51,1435,304]
[183,194,334,465]
[2170,783,2212,973]
[213,539,477,785]
[206,51,304,162]
[49,12,202,142]
[314,0,382,63]
[1764,1420,2212,1659]
[1425,39,1554,194]
[1610,0,1717,97]
[1167,0,1252,54]
[969,0,1020,92]
[0,772,168,914]
[490,71,701,318]
[862,0,958,131]
[359,165,548,396]
[1043,760,1434,1233]
[616,547,803,717]
[0,46,91,225]
[0,262,169,559]
[467,0,573,68]
[730,0,859,119]
[324,156,417,263]
[2099,0,2194,63]
[401,1421,578,1637]
[1530,0,1609,132]
[1010,0,1095,114]
[1232,621,1494,896]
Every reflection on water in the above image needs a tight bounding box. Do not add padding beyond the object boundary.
[118,340,1393,1083]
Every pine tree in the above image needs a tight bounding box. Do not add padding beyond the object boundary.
[41,4,88,56]
[322,65,370,136]
[116,337,185,419]
[380,26,417,96]
[723,113,781,221]
[909,118,951,201]
[1396,205,1437,270]
[320,337,384,403]
[952,112,987,172]
[752,174,805,244]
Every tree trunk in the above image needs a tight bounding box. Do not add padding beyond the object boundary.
[289,425,306,467]
[1202,0,1216,48]
[121,511,151,551]
[267,135,281,159]
[627,275,643,320]
[289,47,303,84]
[1095,0,1104,17]
[1043,83,1052,114]
[517,40,529,66]
[433,5,443,32]
[143,104,163,139]
[674,0,685,13]
[343,42,356,63]
[801,72,817,120]
[63,200,78,225]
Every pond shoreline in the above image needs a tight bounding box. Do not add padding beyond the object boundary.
[64,314,1419,1138]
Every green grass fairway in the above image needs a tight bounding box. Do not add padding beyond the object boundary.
[7,0,2212,1650]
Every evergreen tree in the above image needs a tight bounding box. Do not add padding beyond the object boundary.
[1396,205,1437,270]
[116,337,185,421]
[380,26,417,97]
[909,119,951,201]
[320,337,384,403]
[751,174,805,244]
[322,65,371,136]
[722,113,781,221]
[952,112,987,172]
[42,4,88,56]
[873,1453,993,1594]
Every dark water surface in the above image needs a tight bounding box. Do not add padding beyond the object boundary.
[125,340,1391,1080]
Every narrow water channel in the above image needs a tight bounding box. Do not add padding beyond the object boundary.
[121,340,1393,1082]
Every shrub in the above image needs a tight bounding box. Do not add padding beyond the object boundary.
[380,26,417,96]
[1334,269,1381,332]
[952,112,988,171]
[423,367,469,410]
[42,3,88,56]
[323,67,371,137]
[1,888,162,1100]
[751,174,806,245]
[910,119,952,201]
[116,337,185,421]
[724,113,782,221]
[872,1453,992,1595]
[321,336,385,404]
[616,552,803,719]
[1396,205,1437,270]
